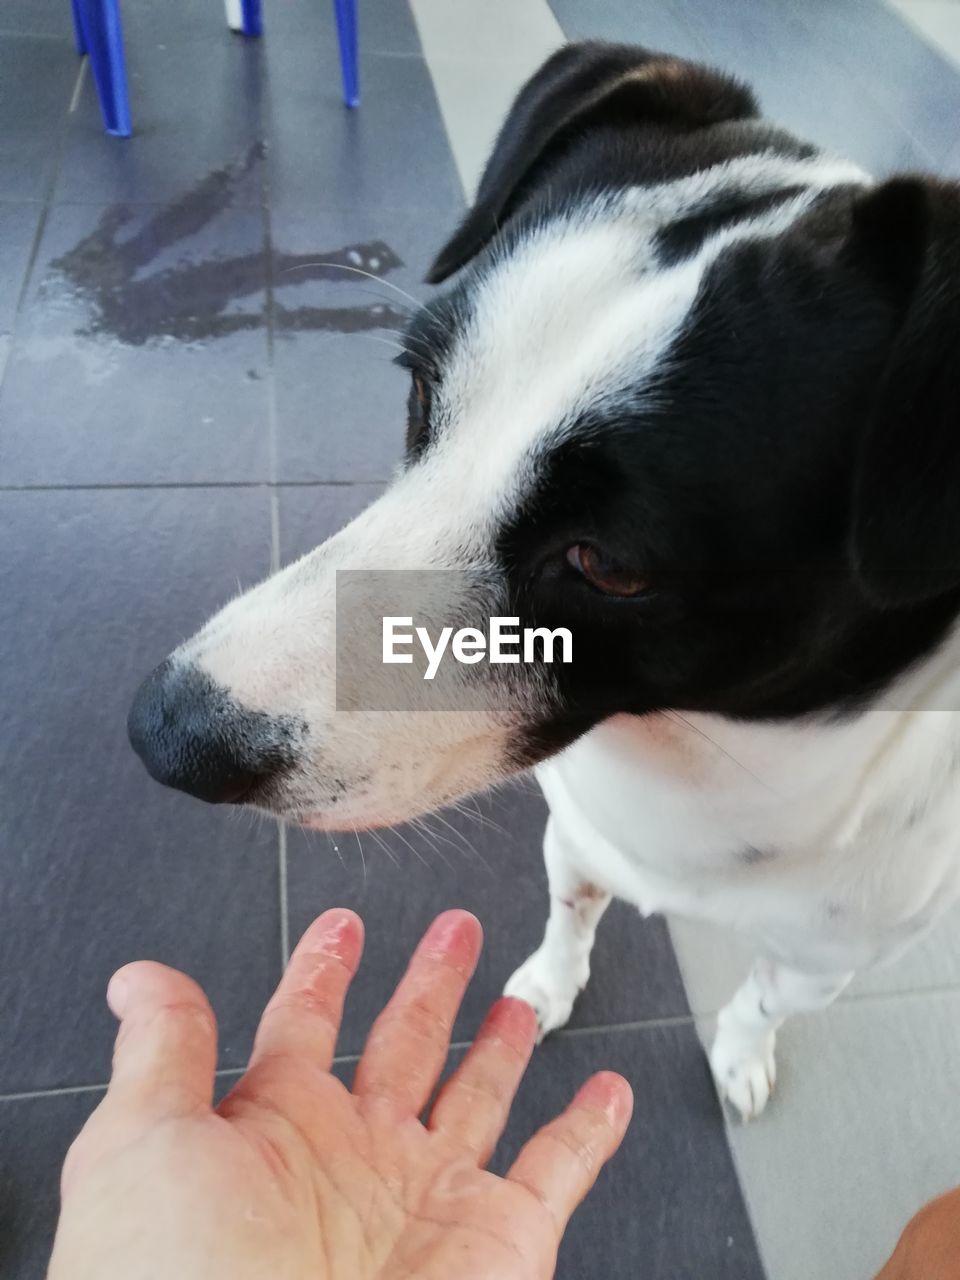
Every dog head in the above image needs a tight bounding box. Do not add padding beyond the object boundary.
[129,42,960,829]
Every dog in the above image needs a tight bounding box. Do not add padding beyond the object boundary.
[128,42,960,1119]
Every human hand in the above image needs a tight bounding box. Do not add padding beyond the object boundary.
[48,909,633,1280]
[875,1187,960,1279]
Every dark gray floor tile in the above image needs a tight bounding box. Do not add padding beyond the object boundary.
[0,488,281,1092]
[272,203,460,482]
[0,35,77,200]
[286,781,690,1056]
[264,0,425,57]
[55,11,267,205]
[265,44,463,216]
[456,1025,762,1279]
[0,199,271,485]
[667,0,930,175]
[1,0,72,39]
[0,1090,100,1280]
[0,1028,763,1280]
[549,0,708,60]
[0,203,42,331]
[277,482,385,558]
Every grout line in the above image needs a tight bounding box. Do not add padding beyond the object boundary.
[0,480,388,493]
[551,1013,695,1038]
[6,59,83,337]
[0,1014,706,1103]
[0,27,73,42]
[270,488,281,570]
[0,1064,254,1104]
[839,981,960,1007]
[262,193,280,491]
[0,57,84,409]
[686,978,960,1022]
[0,1080,107,1104]
[279,821,291,966]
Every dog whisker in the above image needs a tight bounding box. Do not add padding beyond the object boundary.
[663,710,782,796]
[351,828,368,890]
[365,827,402,869]
[282,261,422,313]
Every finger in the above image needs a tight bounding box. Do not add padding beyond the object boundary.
[507,1072,633,1232]
[248,909,364,1072]
[428,997,538,1164]
[104,961,217,1117]
[353,910,482,1115]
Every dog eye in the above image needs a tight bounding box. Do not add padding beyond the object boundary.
[566,543,647,597]
[412,370,430,411]
[406,371,432,455]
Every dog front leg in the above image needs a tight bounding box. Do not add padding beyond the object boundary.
[505,816,611,1040]
[710,958,853,1121]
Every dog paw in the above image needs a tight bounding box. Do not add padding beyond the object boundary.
[504,948,587,1041]
[709,1025,777,1122]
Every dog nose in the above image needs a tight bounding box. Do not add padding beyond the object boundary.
[127,661,290,804]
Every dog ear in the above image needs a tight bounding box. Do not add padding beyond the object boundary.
[425,41,758,284]
[848,177,960,607]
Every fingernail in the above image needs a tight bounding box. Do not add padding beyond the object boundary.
[575,1073,634,1126]
[313,909,361,961]
[420,911,481,970]
[106,970,131,1018]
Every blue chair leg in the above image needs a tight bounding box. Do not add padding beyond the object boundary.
[332,0,360,108]
[74,0,132,137]
[239,0,263,37]
[70,0,87,55]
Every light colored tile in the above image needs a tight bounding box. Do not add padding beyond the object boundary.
[888,0,960,66]
[668,916,755,1017]
[414,55,556,198]
[702,993,960,1280]
[410,0,564,197]
[410,0,564,62]
[669,900,960,1016]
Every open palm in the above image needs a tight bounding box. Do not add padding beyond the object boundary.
[49,910,632,1280]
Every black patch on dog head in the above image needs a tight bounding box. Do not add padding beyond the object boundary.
[479,182,960,762]
[427,41,757,283]
[846,178,960,606]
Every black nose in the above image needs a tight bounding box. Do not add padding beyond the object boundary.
[127,661,300,805]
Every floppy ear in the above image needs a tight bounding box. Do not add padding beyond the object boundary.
[848,177,960,607]
[426,41,758,284]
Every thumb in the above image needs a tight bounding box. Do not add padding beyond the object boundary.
[105,961,218,1118]
[59,963,218,1199]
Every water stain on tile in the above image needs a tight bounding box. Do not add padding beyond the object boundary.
[45,144,410,347]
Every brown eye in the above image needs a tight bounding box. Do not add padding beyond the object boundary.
[406,370,432,455]
[566,543,647,597]
[412,370,429,410]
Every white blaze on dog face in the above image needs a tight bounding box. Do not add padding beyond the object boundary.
[173,211,698,827]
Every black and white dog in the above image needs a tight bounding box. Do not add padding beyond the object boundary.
[129,44,960,1119]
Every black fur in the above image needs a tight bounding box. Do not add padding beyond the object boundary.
[427,42,759,283]
[409,42,960,759]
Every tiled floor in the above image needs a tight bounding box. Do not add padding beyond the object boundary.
[3,1,960,1277]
